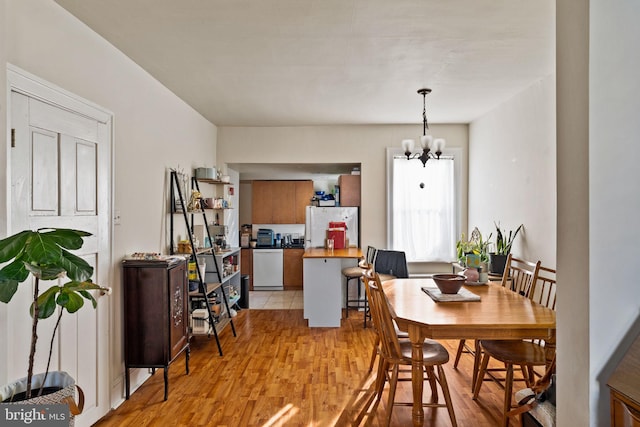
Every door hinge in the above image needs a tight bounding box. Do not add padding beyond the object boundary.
[11,128,15,148]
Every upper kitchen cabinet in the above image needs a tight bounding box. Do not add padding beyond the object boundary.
[338,174,361,207]
[294,180,314,223]
[252,180,313,224]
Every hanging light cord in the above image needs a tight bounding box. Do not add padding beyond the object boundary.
[422,91,429,135]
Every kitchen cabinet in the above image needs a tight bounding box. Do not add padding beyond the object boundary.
[283,248,304,290]
[294,180,314,223]
[338,174,361,207]
[609,334,640,426]
[272,181,296,223]
[241,248,253,290]
[251,180,313,224]
[122,257,190,401]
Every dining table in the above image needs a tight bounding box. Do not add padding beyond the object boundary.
[382,278,556,427]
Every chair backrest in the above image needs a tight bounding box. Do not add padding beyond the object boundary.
[500,254,541,298]
[530,265,556,310]
[359,246,378,268]
[529,265,556,348]
[362,265,378,327]
[364,271,404,362]
[365,246,377,264]
[373,249,409,278]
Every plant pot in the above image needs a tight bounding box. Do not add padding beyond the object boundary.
[489,253,508,275]
[0,371,84,426]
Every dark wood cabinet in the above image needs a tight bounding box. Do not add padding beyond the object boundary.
[609,334,640,426]
[122,257,190,401]
[338,174,360,207]
[283,248,304,290]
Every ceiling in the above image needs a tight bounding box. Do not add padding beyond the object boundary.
[54,0,555,128]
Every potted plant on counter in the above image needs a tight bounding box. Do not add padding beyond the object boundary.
[489,222,523,275]
[0,228,110,418]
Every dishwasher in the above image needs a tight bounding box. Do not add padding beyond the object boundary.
[252,249,284,290]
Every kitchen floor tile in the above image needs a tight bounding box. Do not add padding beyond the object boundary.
[249,290,302,310]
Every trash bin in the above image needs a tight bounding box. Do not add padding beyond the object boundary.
[239,275,250,309]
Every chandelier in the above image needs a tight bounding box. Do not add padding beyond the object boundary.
[401,88,446,167]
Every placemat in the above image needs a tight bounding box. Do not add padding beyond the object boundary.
[421,286,481,302]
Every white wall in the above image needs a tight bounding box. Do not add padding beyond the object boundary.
[217,124,469,273]
[469,75,556,267]
[589,1,640,425]
[1,0,217,405]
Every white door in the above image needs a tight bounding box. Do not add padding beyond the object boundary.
[9,84,111,426]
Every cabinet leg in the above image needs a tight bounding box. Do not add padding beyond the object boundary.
[163,366,169,401]
[125,367,130,400]
[186,346,190,375]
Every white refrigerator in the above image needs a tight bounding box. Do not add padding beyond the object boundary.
[305,206,359,248]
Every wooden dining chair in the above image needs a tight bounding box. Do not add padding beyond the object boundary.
[455,254,542,392]
[365,271,457,426]
[472,264,555,427]
[362,266,410,374]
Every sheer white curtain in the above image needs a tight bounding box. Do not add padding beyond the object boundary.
[391,156,456,262]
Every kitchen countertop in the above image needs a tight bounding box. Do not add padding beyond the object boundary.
[303,247,363,259]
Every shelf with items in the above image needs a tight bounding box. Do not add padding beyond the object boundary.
[197,248,241,310]
[195,178,231,185]
[169,169,237,357]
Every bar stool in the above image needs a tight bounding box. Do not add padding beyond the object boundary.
[342,246,376,327]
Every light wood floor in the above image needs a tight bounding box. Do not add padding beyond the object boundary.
[96,309,521,426]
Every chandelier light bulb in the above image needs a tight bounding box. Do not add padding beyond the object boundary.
[402,139,415,154]
[420,135,433,150]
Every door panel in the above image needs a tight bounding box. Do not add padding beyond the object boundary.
[31,129,59,214]
[10,89,111,427]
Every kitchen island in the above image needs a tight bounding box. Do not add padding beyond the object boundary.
[303,247,363,327]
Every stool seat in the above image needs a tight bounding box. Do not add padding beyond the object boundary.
[342,266,365,277]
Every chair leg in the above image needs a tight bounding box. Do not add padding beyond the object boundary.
[526,365,536,387]
[453,339,466,368]
[502,364,514,427]
[368,335,379,372]
[385,364,400,426]
[362,281,368,329]
[344,276,351,318]
[472,353,491,399]
[437,364,458,427]
[374,358,388,402]
[426,366,438,402]
[471,339,482,392]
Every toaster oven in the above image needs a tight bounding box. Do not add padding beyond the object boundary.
[256,229,275,247]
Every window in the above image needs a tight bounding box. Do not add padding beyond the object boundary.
[386,147,461,263]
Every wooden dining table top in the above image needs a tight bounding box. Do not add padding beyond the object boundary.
[382,277,556,341]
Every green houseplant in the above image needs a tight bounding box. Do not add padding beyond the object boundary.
[456,227,492,271]
[489,222,523,274]
[0,228,109,402]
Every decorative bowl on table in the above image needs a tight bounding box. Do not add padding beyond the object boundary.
[432,274,466,294]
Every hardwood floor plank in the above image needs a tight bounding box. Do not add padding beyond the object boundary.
[95,309,523,426]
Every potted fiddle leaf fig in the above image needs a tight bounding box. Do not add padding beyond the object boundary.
[0,228,110,409]
[489,222,523,274]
